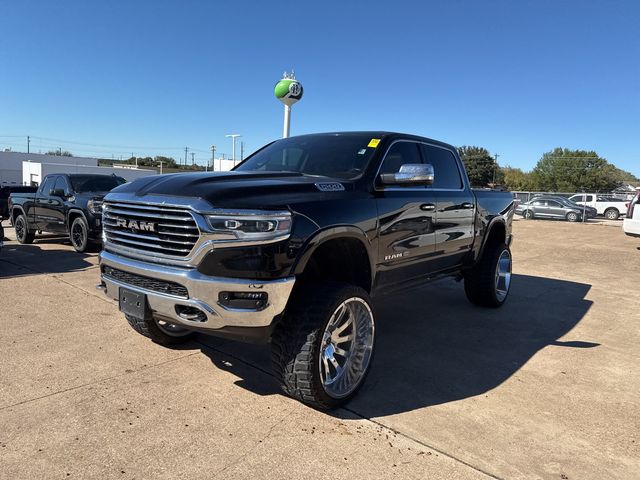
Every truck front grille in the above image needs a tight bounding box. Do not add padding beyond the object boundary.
[102,265,189,298]
[103,201,200,258]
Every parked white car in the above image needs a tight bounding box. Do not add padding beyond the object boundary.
[568,194,628,220]
[623,194,640,238]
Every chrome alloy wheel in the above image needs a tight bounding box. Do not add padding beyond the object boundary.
[155,319,192,337]
[319,297,375,399]
[495,249,512,302]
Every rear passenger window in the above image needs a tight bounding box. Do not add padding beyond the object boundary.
[380,141,422,175]
[421,145,462,189]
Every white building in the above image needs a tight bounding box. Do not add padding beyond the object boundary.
[0,151,155,185]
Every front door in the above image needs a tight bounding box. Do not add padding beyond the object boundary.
[375,141,438,289]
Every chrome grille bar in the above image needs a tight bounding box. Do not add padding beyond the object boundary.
[103,201,200,258]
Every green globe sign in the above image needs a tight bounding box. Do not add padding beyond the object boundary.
[274,78,303,107]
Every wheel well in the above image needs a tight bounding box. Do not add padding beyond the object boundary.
[483,221,506,253]
[11,207,26,223]
[67,210,84,230]
[604,207,618,212]
[297,237,372,293]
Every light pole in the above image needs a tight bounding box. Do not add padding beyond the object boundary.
[225,134,242,165]
[210,145,216,171]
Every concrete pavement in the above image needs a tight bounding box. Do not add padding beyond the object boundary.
[0,219,638,479]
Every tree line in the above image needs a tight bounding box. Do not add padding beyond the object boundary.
[458,146,638,192]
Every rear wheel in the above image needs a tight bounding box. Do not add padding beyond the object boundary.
[566,212,579,222]
[271,282,375,410]
[464,243,512,308]
[14,214,35,244]
[604,208,619,220]
[125,314,194,346]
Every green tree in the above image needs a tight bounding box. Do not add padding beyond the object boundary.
[46,150,73,157]
[502,166,534,191]
[458,146,501,187]
[531,148,623,192]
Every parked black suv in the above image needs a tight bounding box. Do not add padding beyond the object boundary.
[9,174,126,252]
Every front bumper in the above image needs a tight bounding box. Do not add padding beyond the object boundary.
[99,250,295,332]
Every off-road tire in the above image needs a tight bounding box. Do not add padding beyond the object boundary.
[15,214,35,244]
[604,208,619,220]
[125,314,194,346]
[566,212,579,222]
[271,282,375,410]
[464,242,511,308]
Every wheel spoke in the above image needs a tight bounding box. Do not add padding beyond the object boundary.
[332,332,353,344]
[333,345,348,357]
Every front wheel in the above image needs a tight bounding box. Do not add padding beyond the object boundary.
[464,243,512,308]
[125,314,195,346]
[271,282,375,410]
[523,210,534,220]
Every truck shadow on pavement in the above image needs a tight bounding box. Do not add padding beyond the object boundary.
[0,243,95,278]
[196,273,596,418]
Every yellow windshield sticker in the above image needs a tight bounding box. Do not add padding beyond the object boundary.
[368,138,380,148]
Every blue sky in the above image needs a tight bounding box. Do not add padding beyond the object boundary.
[1,0,639,175]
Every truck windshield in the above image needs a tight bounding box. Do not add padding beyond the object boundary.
[234,134,379,180]
[70,175,126,193]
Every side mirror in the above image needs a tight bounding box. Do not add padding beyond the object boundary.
[380,163,434,186]
[50,188,67,198]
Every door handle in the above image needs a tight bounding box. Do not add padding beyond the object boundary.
[420,203,436,212]
[461,202,474,209]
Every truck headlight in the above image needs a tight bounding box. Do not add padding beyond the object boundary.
[206,210,292,243]
[87,199,103,215]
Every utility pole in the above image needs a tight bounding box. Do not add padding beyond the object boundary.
[240,141,244,161]
[184,147,189,168]
[27,136,30,153]
[191,152,195,166]
[210,145,216,171]
[225,134,242,165]
[492,153,500,185]
[158,160,164,175]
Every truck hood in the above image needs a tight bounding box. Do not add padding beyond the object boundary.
[108,171,354,209]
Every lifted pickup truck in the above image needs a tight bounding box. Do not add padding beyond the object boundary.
[99,132,514,409]
[9,173,126,252]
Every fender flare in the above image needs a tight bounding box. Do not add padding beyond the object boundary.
[11,205,27,223]
[476,217,508,261]
[291,226,376,291]
[66,209,89,231]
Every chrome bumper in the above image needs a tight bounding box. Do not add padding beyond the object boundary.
[99,250,295,331]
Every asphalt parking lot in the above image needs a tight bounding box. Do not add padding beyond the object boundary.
[1,218,638,479]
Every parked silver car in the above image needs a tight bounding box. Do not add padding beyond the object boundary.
[515,196,597,222]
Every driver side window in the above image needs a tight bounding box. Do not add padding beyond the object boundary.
[379,141,422,175]
[54,176,69,195]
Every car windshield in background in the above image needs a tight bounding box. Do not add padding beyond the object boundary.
[70,175,126,193]
[234,134,379,180]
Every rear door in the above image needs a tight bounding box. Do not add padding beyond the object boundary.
[375,140,438,288]
[546,200,566,218]
[421,143,475,270]
[531,199,548,216]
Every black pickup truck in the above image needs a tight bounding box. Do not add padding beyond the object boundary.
[98,132,514,409]
[9,173,126,252]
